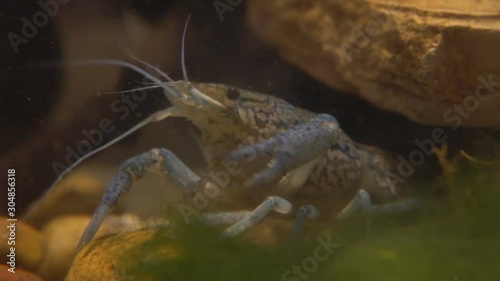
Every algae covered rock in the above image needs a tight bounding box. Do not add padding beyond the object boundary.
[65,223,298,281]
[66,227,181,281]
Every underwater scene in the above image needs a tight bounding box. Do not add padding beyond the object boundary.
[1,0,500,280]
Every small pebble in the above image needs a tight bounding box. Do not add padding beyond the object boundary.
[0,265,45,281]
[0,217,45,271]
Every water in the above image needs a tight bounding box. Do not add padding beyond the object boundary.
[2,1,500,280]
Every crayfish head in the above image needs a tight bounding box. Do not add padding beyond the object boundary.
[167,82,313,165]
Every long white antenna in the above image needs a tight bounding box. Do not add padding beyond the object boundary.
[23,59,180,221]
[181,14,191,81]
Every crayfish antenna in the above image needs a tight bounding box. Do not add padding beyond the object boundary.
[181,14,191,82]
[122,49,176,83]
[23,59,180,222]
[100,85,162,95]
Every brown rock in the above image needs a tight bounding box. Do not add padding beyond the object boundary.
[0,218,45,271]
[64,215,292,281]
[37,214,142,281]
[65,227,180,281]
[0,265,45,281]
[64,216,323,281]
[247,0,500,128]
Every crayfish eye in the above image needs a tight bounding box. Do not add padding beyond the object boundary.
[226,87,240,100]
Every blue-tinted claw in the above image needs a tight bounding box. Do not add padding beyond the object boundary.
[78,170,135,248]
[228,114,340,187]
[77,204,112,249]
[78,148,204,248]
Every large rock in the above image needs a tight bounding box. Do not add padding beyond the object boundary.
[38,214,142,281]
[65,227,178,281]
[65,219,295,281]
[247,0,500,128]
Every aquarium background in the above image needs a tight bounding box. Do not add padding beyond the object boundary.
[0,0,499,280]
